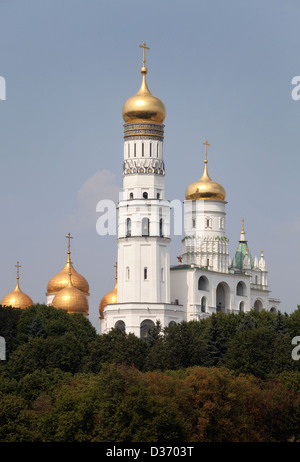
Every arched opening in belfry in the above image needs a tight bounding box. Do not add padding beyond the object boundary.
[198,276,209,291]
[254,299,263,312]
[216,282,230,313]
[140,319,155,338]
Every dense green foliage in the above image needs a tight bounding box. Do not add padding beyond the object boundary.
[0,304,299,442]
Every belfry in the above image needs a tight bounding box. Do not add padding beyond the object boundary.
[100,42,184,337]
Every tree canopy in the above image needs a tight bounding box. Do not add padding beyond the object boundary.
[0,304,299,442]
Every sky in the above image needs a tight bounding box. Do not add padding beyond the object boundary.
[0,0,299,332]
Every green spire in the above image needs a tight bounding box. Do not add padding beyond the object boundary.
[230,219,254,270]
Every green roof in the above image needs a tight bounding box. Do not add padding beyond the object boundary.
[231,240,254,270]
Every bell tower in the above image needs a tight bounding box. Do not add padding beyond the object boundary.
[101,43,182,337]
[182,141,229,272]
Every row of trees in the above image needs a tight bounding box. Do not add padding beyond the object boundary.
[0,304,299,441]
[1,304,299,379]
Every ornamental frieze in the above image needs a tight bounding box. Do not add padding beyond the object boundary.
[123,158,165,175]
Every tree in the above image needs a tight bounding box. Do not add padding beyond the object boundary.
[15,304,97,349]
[146,321,207,371]
[6,334,89,380]
[273,311,288,334]
[224,325,286,379]
[84,328,148,373]
[204,314,227,367]
[236,313,258,332]
[0,306,22,359]
[27,315,47,338]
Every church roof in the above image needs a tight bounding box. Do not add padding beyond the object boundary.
[231,241,254,270]
[230,219,254,271]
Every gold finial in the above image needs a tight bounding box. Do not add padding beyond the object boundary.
[139,41,150,69]
[65,232,73,255]
[114,262,118,281]
[15,261,21,280]
[203,140,210,164]
[241,218,245,233]
[68,258,73,285]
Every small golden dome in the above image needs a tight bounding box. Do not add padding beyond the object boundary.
[122,43,166,124]
[99,281,117,320]
[52,277,89,315]
[47,254,89,295]
[1,262,33,310]
[185,141,226,201]
[99,265,117,319]
[47,234,89,296]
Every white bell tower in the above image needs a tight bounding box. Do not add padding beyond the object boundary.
[182,141,229,272]
[101,43,183,337]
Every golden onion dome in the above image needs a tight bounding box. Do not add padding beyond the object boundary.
[52,278,89,315]
[1,262,33,310]
[185,141,226,201]
[99,266,117,319]
[122,42,166,124]
[47,239,89,296]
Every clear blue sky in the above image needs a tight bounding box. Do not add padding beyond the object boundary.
[0,0,299,331]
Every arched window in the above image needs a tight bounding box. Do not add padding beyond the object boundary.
[198,276,209,291]
[159,218,163,237]
[140,319,155,338]
[126,266,130,280]
[115,320,126,332]
[157,192,160,199]
[143,191,148,199]
[150,143,152,157]
[237,281,246,296]
[201,296,206,313]
[205,218,212,228]
[142,217,150,236]
[239,301,245,312]
[129,192,134,199]
[254,299,263,312]
[144,267,148,280]
[216,282,230,313]
[270,307,277,313]
[142,143,144,157]
[126,217,131,237]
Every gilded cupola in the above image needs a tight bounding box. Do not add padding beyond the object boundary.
[46,233,89,296]
[52,266,89,316]
[99,264,117,319]
[1,261,33,309]
[122,42,166,124]
[185,140,226,201]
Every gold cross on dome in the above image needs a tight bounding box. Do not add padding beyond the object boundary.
[114,262,118,280]
[139,41,150,67]
[241,218,245,232]
[203,140,210,163]
[15,261,21,279]
[65,232,73,253]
